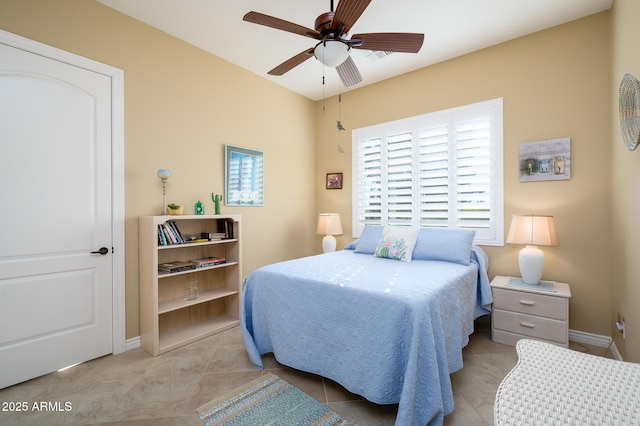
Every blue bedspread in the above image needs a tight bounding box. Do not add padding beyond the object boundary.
[241,247,492,426]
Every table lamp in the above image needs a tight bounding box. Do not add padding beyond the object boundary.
[317,213,343,253]
[157,169,171,215]
[506,214,558,284]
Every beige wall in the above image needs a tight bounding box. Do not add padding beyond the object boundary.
[611,0,640,362]
[0,0,318,340]
[2,1,629,357]
[317,13,612,338]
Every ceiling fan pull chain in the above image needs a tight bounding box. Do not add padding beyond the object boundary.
[337,91,345,131]
[322,74,326,116]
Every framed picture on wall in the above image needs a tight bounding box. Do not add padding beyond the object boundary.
[326,172,343,189]
[519,137,571,182]
[225,145,264,206]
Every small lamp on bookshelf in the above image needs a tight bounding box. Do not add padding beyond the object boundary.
[317,213,343,253]
[157,169,171,215]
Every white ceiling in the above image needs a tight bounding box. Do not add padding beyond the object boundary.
[97,0,612,101]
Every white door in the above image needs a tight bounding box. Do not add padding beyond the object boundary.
[0,40,114,388]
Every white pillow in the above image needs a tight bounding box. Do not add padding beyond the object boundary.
[374,226,420,262]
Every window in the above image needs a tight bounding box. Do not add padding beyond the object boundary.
[352,98,504,246]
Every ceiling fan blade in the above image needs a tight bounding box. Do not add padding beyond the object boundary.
[243,11,321,40]
[351,32,424,53]
[268,48,315,76]
[332,0,372,34]
[336,56,362,87]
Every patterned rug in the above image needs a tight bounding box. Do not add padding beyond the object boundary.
[197,373,356,425]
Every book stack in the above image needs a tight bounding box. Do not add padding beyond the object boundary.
[157,221,186,246]
[191,257,227,268]
[158,261,196,274]
[157,219,234,245]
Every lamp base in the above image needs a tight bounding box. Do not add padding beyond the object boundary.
[519,245,544,285]
[322,235,337,253]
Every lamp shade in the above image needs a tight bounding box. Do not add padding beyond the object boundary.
[157,169,171,180]
[314,40,350,67]
[506,214,558,246]
[317,213,343,235]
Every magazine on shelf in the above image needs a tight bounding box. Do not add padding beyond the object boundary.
[191,256,228,267]
[158,261,196,273]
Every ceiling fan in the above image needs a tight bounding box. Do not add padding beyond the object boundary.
[243,0,424,88]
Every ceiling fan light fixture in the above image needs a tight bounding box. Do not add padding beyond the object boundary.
[314,40,350,67]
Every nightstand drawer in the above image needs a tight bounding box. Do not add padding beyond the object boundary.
[491,329,568,347]
[493,309,567,344]
[492,287,567,320]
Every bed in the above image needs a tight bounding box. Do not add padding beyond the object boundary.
[241,226,493,426]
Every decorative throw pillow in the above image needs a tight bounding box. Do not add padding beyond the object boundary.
[374,226,420,262]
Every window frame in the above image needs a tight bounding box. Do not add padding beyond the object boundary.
[351,98,504,246]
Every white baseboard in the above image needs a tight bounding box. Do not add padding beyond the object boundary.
[125,331,623,360]
[125,336,141,351]
[569,329,622,361]
[569,329,609,347]
[609,342,622,361]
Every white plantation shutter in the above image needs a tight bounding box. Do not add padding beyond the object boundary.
[352,98,503,245]
[419,124,450,227]
[455,117,491,228]
[356,137,382,224]
[387,132,413,226]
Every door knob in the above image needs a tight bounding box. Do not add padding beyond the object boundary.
[91,247,109,255]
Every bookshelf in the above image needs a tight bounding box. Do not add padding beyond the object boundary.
[138,214,241,356]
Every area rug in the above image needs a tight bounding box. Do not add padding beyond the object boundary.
[197,373,356,426]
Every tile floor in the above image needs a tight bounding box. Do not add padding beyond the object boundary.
[0,316,611,426]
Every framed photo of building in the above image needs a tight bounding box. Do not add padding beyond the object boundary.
[225,145,264,206]
[519,137,571,182]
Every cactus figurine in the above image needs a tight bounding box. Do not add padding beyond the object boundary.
[211,193,222,215]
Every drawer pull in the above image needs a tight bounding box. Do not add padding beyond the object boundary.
[519,299,535,306]
[520,321,536,328]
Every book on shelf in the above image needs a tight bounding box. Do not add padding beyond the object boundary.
[216,218,234,239]
[163,222,180,244]
[157,221,187,246]
[160,223,177,244]
[200,232,227,241]
[157,225,167,246]
[158,261,196,273]
[167,220,185,244]
[191,256,228,267]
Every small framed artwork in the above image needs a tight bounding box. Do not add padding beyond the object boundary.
[326,172,343,189]
[519,137,571,182]
[225,144,264,206]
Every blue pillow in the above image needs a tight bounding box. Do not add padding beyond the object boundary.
[343,240,358,250]
[412,228,476,265]
[353,225,384,254]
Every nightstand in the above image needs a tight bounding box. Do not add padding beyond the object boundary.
[490,275,571,347]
